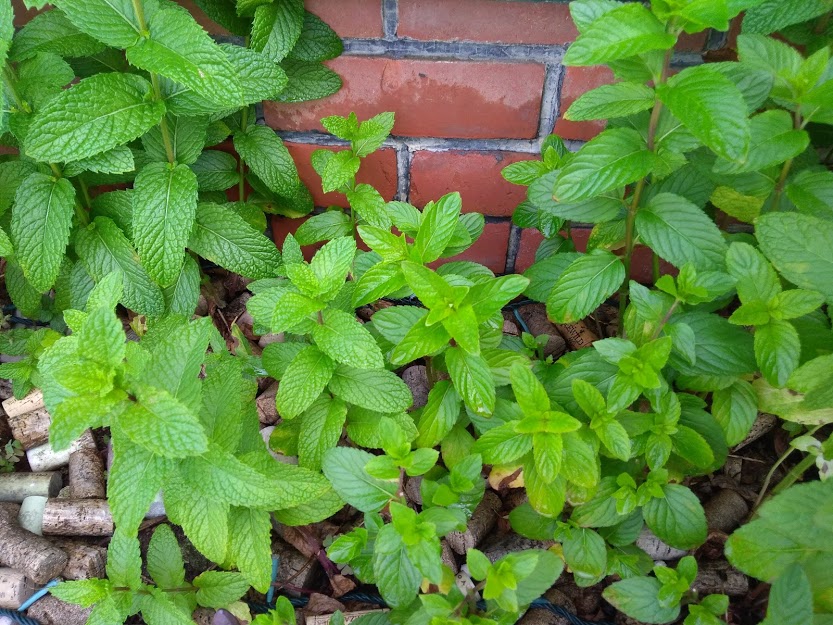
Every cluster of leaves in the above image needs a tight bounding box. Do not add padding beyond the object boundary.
[500,0,833,622]
[0,0,341,338]
[52,524,251,624]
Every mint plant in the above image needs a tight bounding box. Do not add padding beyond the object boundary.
[52,524,251,624]
[0,0,341,324]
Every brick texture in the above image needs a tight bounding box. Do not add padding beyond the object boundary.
[553,65,614,141]
[265,57,546,139]
[306,0,384,39]
[398,0,576,45]
[285,143,399,207]
[409,150,532,217]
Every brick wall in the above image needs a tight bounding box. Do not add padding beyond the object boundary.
[12,0,727,277]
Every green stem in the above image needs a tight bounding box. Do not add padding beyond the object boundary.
[424,356,438,389]
[78,178,92,209]
[650,299,680,341]
[49,163,63,178]
[767,109,802,212]
[752,425,823,512]
[617,48,672,331]
[771,453,817,497]
[652,252,660,283]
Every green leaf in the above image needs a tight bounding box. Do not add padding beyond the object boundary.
[563,528,607,586]
[75,217,165,317]
[547,249,625,324]
[414,381,461,448]
[726,242,781,304]
[133,163,198,287]
[10,173,75,292]
[770,290,825,321]
[785,170,833,221]
[295,211,352,245]
[312,309,384,369]
[446,347,495,416]
[188,203,281,279]
[713,110,809,175]
[194,571,250,609]
[63,145,136,177]
[147,524,185,590]
[712,381,757,446]
[142,115,207,166]
[636,193,727,272]
[222,44,289,104]
[346,184,390,229]
[275,345,335,419]
[10,9,105,61]
[25,73,165,163]
[373,524,422,608]
[228,506,272,592]
[288,11,343,62]
[603,577,680,624]
[276,59,342,103]
[190,150,240,192]
[762,564,814,625]
[329,365,413,413]
[656,66,750,162]
[251,0,304,63]
[234,125,299,196]
[563,2,675,66]
[726,479,833,583]
[126,7,242,108]
[474,422,532,465]
[414,192,462,263]
[298,396,347,471]
[743,0,833,35]
[756,213,833,300]
[117,387,208,458]
[643,484,707,550]
[141,586,194,625]
[322,447,398,513]
[502,160,550,186]
[106,529,142,589]
[756,320,800,388]
[351,112,395,158]
[51,579,112,608]
[109,436,172,534]
[554,128,654,203]
[566,82,655,121]
[163,254,200,316]
[163,473,229,563]
[53,0,143,48]
[669,312,756,378]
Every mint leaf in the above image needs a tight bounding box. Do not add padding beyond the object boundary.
[51,579,112,607]
[726,242,780,304]
[276,345,335,419]
[554,128,654,203]
[446,347,495,417]
[10,9,105,61]
[53,0,143,48]
[126,7,243,108]
[322,447,398,513]
[10,173,75,292]
[25,73,165,163]
[194,571,250,609]
[756,213,833,300]
[288,11,343,63]
[761,564,813,625]
[328,365,413,413]
[142,115,208,166]
[755,320,800,388]
[312,309,385,369]
[117,386,208,458]
[228,506,272,592]
[188,203,281,280]
[163,473,229,564]
[190,150,240,192]
[566,82,655,121]
[669,312,756,378]
[63,145,136,176]
[643,484,707,549]
[743,0,833,35]
[563,3,675,66]
[109,435,172,534]
[712,381,757,446]
[414,192,462,263]
[163,254,200,317]
[298,396,347,471]
[547,249,625,324]
[414,380,461,448]
[133,163,199,287]
[713,109,809,175]
[222,44,289,104]
[603,577,680,624]
[275,59,342,103]
[636,193,727,272]
[250,0,304,63]
[147,524,186,590]
[75,217,165,317]
[141,585,194,625]
[657,66,750,162]
[234,125,299,196]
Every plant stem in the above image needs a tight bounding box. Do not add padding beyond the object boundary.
[650,299,680,341]
[752,425,823,512]
[770,453,817,496]
[617,47,672,329]
[78,178,92,209]
[652,252,660,282]
[767,108,802,212]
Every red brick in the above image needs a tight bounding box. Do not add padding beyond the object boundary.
[553,65,614,141]
[677,30,708,52]
[399,0,576,45]
[175,0,231,35]
[515,228,670,284]
[11,0,43,26]
[305,0,383,39]
[409,150,531,217]
[285,143,398,208]
[433,221,511,274]
[265,57,545,140]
